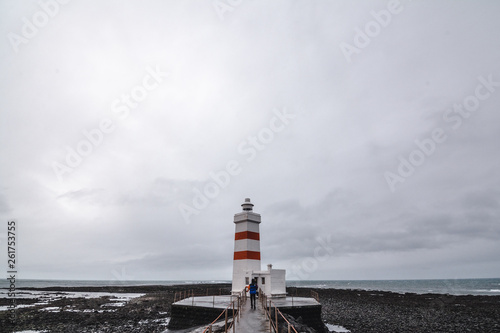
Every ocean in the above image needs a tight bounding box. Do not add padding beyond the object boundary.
[2,278,499,296]
[287,278,500,295]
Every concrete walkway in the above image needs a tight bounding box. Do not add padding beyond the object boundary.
[174,295,234,309]
[232,297,269,333]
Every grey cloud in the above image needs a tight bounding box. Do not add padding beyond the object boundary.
[0,193,11,213]
[1,0,499,280]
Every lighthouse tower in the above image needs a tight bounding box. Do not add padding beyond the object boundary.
[231,198,261,294]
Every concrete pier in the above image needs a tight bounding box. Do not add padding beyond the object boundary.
[232,297,268,332]
[168,296,237,330]
[270,298,325,333]
[174,295,235,309]
[168,295,323,332]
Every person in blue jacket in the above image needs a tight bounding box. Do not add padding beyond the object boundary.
[249,279,258,309]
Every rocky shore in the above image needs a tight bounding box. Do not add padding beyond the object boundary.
[0,284,231,333]
[291,287,500,333]
[1,284,499,332]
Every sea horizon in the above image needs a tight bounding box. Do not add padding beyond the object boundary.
[9,276,500,282]
[2,277,499,296]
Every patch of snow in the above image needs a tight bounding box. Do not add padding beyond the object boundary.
[101,302,126,307]
[40,307,60,312]
[326,323,350,332]
[153,317,170,324]
[0,304,41,311]
[0,289,144,301]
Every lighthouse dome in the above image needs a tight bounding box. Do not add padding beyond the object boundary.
[241,198,254,211]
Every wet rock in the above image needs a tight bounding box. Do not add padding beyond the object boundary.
[1,283,230,333]
[295,287,500,333]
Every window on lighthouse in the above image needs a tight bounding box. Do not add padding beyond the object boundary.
[262,277,266,285]
[245,277,249,285]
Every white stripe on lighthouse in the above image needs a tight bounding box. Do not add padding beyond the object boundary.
[234,239,260,252]
[235,222,260,233]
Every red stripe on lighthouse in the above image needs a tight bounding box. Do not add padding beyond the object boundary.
[233,251,261,260]
[234,231,260,241]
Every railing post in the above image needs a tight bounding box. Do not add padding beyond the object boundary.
[269,301,272,332]
[232,301,235,333]
[213,295,215,308]
[275,307,278,333]
[209,324,212,333]
[269,309,272,332]
[225,308,228,332]
[288,322,291,333]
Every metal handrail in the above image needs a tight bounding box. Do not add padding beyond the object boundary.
[198,287,300,333]
[259,289,299,333]
[174,287,225,303]
[202,288,246,333]
[311,290,319,302]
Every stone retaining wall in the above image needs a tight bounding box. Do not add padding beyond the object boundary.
[275,304,327,333]
[168,304,231,330]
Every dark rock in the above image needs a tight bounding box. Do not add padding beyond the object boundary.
[1,283,231,333]
[290,287,500,333]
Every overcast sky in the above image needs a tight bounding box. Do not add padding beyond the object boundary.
[1,0,499,282]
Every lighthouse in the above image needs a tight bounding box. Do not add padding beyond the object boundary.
[231,198,286,297]
[169,198,322,332]
[231,198,262,293]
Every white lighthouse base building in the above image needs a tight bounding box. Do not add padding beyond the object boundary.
[249,264,286,298]
[231,198,287,298]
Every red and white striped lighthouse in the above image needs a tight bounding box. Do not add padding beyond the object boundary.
[231,198,261,293]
